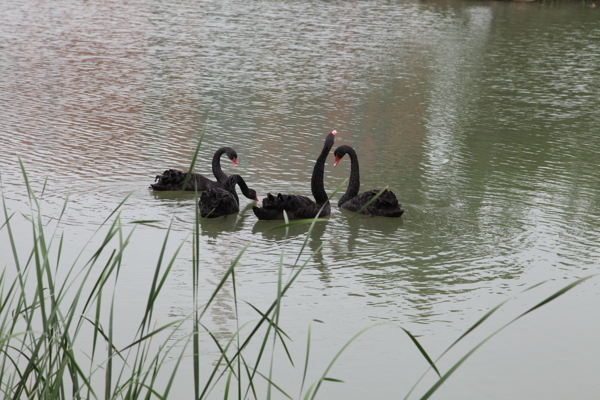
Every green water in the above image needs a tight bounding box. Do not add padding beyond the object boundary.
[1,0,599,398]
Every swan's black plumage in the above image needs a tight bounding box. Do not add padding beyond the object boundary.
[151,147,237,191]
[252,131,337,220]
[199,174,258,218]
[334,145,404,218]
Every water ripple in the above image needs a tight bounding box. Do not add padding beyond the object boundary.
[1,0,599,330]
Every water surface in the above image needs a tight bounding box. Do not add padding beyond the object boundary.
[1,0,599,398]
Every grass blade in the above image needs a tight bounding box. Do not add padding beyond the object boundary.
[180,119,208,193]
[419,275,597,400]
[309,322,387,400]
[400,328,441,378]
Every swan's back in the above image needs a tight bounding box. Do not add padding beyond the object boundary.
[199,174,258,218]
[253,193,330,220]
[152,169,221,191]
[340,189,404,218]
[200,187,239,218]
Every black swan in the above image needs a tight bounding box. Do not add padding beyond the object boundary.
[252,130,337,220]
[199,174,258,218]
[333,144,404,218]
[151,147,238,191]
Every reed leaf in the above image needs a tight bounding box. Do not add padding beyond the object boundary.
[244,302,292,342]
[308,322,387,400]
[400,327,441,378]
[129,220,164,225]
[180,119,208,194]
[404,280,550,400]
[299,319,323,398]
[198,320,259,399]
[198,240,255,321]
[252,369,295,400]
[419,274,597,400]
[223,368,234,400]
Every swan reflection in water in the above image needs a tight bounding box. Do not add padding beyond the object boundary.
[337,209,402,252]
[199,203,256,239]
[252,218,329,276]
[149,189,199,203]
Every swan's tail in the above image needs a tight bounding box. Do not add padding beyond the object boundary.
[375,189,404,217]
[151,169,187,191]
[253,193,327,220]
[151,169,214,191]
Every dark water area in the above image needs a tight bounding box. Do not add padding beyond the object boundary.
[1,0,599,398]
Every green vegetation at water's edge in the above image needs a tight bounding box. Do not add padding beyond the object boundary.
[1,132,596,399]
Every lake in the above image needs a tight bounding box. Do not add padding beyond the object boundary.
[1,0,599,398]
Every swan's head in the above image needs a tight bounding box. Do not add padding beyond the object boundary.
[249,190,259,202]
[225,147,238,167]
[324,130,337,151]
[333,145,352,167]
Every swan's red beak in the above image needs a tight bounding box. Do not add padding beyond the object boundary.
[334,156,340,167]
[254,197,259,201]
[331,130,337,136]
[232,158,238,167]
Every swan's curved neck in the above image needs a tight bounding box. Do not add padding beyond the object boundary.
[224,174,241,204]
[212,148,228,183]
[237,175,254,200]
[341,147,360,204]
[311,134,335,205]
